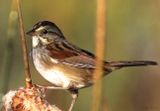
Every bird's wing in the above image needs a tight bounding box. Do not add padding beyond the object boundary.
[60,54,96,69]
[45,40,96,69]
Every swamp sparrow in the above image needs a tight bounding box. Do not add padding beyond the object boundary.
[26,21,157,111]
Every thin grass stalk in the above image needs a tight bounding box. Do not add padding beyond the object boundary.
[1,0,17,93]
[91,0,106,111]
[16,0,32,88]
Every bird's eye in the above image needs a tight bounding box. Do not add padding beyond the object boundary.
[43,29,48,34]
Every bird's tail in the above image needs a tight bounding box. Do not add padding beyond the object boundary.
[104,60,157,72]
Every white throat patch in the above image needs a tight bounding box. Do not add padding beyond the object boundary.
[32,36,39,47]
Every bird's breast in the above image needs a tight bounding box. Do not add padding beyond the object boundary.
[32,48,93,89]
[32,48,71,88]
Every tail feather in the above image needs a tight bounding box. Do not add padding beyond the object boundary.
[104,60,157,71]
[109,61,157,67]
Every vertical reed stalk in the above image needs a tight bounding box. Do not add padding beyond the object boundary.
[1,0,17,93]
[16,0,32,88]
[91,0,106,111]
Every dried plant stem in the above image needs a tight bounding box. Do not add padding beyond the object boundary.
[16,0,32,88]
[91,0,106,111]
[1,0,17,93]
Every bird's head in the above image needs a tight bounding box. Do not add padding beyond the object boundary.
[26,21,64,47]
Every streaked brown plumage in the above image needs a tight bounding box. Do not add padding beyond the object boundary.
[26,21,157,111]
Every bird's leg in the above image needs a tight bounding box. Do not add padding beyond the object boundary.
[68,89,78,111]
[35,84,68,90]
[36,84,78,111]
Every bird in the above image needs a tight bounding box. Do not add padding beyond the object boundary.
[26,20,157,111]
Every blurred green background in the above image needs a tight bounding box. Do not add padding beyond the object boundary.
[0,0,160,111]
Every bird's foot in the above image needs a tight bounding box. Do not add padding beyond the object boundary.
[68,89,78,111]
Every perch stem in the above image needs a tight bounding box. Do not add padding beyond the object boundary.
[16,0,32,88]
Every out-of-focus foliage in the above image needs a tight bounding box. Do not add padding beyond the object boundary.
[0,0,159,111]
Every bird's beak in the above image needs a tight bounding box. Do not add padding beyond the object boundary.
[26,28,35,36]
